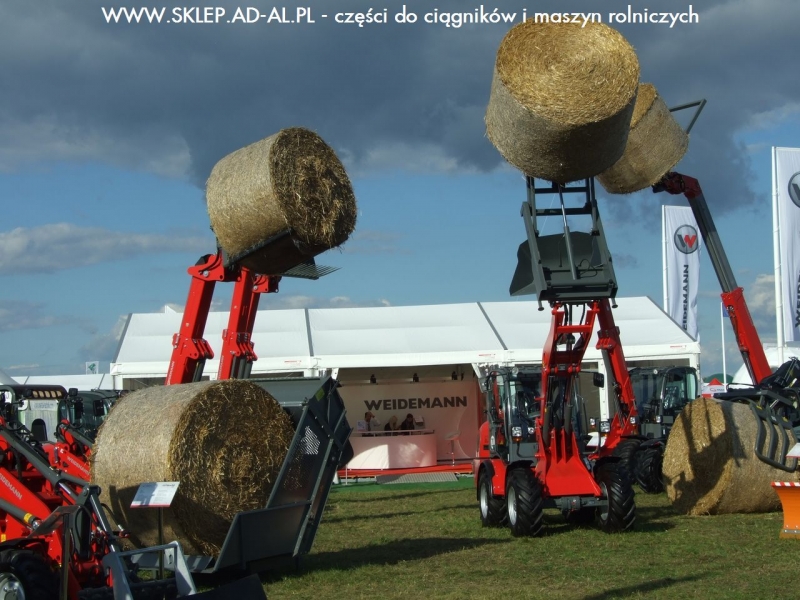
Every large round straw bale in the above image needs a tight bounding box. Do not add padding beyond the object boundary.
[485,20,640,182]
[206,127,357,275]
[91,380,294,556]
[597,83,689,194]
[663,397,799,515]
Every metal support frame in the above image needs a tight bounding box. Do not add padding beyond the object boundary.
[166,253,280,385]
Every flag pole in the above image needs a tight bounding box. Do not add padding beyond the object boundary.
[721,301,727,386]
[662,205,668,310]
[773,146,785,365]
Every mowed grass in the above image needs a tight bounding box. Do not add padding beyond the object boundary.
[260,477,796,599]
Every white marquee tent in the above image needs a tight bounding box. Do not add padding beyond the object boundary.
[110,296,700,390]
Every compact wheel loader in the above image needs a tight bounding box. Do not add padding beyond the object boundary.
[473,177,638,536]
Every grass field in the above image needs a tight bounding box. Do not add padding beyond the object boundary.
[259,476,797,599]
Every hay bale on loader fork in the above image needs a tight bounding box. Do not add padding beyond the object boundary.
[93,375,352,576]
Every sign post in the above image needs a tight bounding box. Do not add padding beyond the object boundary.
[130,482,180,580]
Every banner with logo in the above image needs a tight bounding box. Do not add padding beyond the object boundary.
[663,206,702,339]
[774,147,800,343]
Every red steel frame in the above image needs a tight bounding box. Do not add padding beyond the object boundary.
[533,299,638,497]
[166,253,279,385]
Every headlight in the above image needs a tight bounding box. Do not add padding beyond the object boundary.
[589,418,597,428]
[511,426,522,442]
[600,421,611,433]
[629,416,638,425]
[655,415,663,424]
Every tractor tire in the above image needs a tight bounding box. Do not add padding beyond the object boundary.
[595,461,636,533]
[0,548,58,600]
[479,470,506,527]
[636,445,665,493]
[611,437,643,484]
[505,469,543,537]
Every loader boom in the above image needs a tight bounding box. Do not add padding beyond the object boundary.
[654,172,772,385]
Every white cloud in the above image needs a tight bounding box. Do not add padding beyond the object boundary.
[0,223,213,274]
[0,300,72,331]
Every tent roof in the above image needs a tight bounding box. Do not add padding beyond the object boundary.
[112,296,699,377]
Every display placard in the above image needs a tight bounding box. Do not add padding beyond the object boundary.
[130,481,180,508]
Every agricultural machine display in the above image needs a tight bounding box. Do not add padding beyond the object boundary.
[55,389,123,461]
[474,178,638,536]
[162,248,354,574]
[613,366,699,493]
[0,382,265,599]
[654,171,800,470]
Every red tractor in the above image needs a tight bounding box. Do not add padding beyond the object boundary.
[474,178,639,535]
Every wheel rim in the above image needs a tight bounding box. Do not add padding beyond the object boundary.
[0,572,25,600]
[598,481,609,523]
[480,482,489,518]
[507,485,517,525]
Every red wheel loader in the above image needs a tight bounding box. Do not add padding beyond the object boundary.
[474,178,638,535]
[0,383,267,599]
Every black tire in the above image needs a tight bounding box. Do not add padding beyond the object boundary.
[611,438,643,485]
[0,548,58,600]
[595,462,636,533]
[506,469,543,537]
[479,470,507,527]
[637,445,665,493]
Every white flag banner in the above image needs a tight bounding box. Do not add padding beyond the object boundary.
[774,147,800,342]
[663,206,702,339]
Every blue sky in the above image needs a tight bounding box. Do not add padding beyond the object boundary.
[1,0,798,379]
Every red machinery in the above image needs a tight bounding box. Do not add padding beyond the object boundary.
[166,252,280,385]
[474,178,638,536]
[0,383,264,599]
[654,171,800,470]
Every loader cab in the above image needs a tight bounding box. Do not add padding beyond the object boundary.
[629,366,698,438]
[483,367,542,464]
[58,389,121,442]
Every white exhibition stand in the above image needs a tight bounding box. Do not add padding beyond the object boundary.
[346,431,437,470]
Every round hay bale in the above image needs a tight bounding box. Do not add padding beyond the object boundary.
[91,380,294,555]
[206,127,357,275]
[597,83,689,194]
[485,20,640,182]
[662,397,799,515]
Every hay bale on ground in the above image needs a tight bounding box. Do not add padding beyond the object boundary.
[663,397,799,515]
[485,20,640,182]
[206,127,357,275]
[91,380,294,556]
[597,83,689,194]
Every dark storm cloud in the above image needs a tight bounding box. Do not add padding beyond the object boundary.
[1,0,798,218]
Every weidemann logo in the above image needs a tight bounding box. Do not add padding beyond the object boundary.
[789,172,800,209]
[674,224,699,254]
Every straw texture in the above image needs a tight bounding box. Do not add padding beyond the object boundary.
[597,83,689,194]
[663,397,799,515]
[206,127,357,274]
[485,20,640,182]
[91,380,294,555]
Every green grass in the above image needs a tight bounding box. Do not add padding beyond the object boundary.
[259,477,797,599]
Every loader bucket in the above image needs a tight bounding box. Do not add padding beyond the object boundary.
[510,231,617,301]
[194,375,353,574]
[772,482,800,538]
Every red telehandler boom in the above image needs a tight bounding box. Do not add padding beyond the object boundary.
[654,171,800,472]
